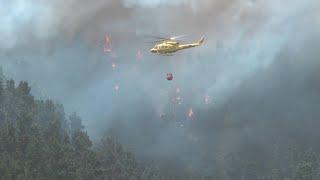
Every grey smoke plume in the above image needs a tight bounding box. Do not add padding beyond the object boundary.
[1,0,320,172]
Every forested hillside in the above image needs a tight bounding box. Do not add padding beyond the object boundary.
[0,73,160,180]
[0,71,319,180]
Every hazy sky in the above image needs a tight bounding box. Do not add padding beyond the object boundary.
[1,0,320,169]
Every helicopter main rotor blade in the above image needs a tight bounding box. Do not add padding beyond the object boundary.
[143,34,189,44]
[144,39,166,43]
[143,35,170,40]
[169,34,188,40]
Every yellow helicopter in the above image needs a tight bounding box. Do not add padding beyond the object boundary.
[149,35,205,55]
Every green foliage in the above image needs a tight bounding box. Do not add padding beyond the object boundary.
[71,130,98,180]
[294,161,313,180]
[1,73,320,180]
[140,163,161,180]
[0,77,159,180]
[97,137,141,180]
[69,112,84,134]
[294,148,319,180]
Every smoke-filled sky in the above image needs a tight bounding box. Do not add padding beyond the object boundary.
[1,0,320,170]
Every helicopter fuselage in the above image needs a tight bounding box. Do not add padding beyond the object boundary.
[150,37,204,55]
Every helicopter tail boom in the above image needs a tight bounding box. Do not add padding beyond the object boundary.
[198,36,205,45]
[177,36,205,50]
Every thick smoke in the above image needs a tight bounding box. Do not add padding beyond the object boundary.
[1,0,320,172]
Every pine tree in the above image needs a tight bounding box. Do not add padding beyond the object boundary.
[140,163,161,180]
[69,112,84,135]
[71,130,99,179]
[24,124,45,179]
[4,79,17,123]
[0,77,4,125]
[0,121,19,179]
[16,81,34,118]
[42,119,73,179]
[97,136,140,180]
[294,148,319,180]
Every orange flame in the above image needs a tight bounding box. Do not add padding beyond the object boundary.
[111,62,117,69]
[188,108,194,118]
[104,34,112,53]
